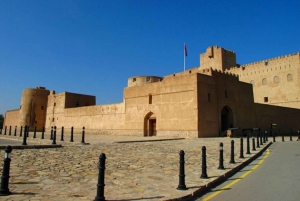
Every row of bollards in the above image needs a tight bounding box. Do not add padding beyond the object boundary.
[0,125,86,145]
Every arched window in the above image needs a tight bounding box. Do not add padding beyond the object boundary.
[287,74,293,82]
[262,78,267,85]
[274,76,280,84]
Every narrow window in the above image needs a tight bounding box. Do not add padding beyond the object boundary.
[149,94,152,104]
[52,118,54,122]
[146,77,151,82]
[264,97,268,102]
[133,78,136,82]
[208,93,211,102]
[265,61,269,66]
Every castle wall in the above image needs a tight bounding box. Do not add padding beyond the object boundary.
[124,73,199,137]
[3,109,19,129]
[227,53,300,109]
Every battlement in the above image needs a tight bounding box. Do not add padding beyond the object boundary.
[241,52,299,67]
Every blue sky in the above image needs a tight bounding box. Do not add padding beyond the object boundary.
[0,0,299,115]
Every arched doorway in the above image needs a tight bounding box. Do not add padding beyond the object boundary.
[221,106,233,132]
[144,112,156,137]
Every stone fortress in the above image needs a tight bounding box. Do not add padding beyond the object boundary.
[3,46,300,137]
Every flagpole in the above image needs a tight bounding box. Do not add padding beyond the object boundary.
[184,43,186,71]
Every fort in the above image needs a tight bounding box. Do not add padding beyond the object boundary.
[3,46,300,137]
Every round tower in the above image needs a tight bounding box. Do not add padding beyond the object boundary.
[18,87,50,131]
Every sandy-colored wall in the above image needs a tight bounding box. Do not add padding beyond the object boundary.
[124,73,198,137]
[227,53,300,109]
[4,109,20,128]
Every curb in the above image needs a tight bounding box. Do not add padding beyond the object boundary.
[115,138,185,143]
[0,144,62,149]
[165,141,273,201]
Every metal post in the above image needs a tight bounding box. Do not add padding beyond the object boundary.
[260,131,263,145]
[263,131,266,143]
[0,146,12,196]
[70,127,74,142]
[230,140,235,164]
[52,126,56,145]
[8,126,11,136]
[266,130,268,141]
[81,127,85,144]
[50,126,53,140]
[41,126,45,139]
[177,150,187,190]
[94,153,106,201]
[239,138,244,158]
[13,126,16,136]
[200,146,208,178]
[256,131,260,148]
[60,127,64,141]
[252,135,256,151]
[19,126,23,137]
[22,125,27,146]
[297,131,300,141]
[246,133,250,154]
[282,130,284,142]
[33,126,36,138]
[218,143,224,169]
[273,130,276,142]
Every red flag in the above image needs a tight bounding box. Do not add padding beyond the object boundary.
[184,44,187,56]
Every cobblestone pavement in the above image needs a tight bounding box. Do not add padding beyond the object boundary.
[0,132,281,201]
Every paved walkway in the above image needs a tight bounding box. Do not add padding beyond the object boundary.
[0,132,286,201]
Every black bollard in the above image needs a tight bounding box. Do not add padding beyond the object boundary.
[290,129,292,141]
[246,134,250,154]
[273,130,276,142]
[4,126,7,135]
[33,126,36,138]
[22,126,27,146]
[200,146,208,178]
[230,140,235,164]
[13,126,17,136]
[19,126,23,137]
[26,126,29,137]
[218,143,224,169]
[52,126,56,145]
[94,153,106,201]
[297,131,300,141]
[260,131,263,145]
[81,127,85,144]
[70,127,74,142]
[263,131,266,143]
[252,136,256,151]
[41,126,45,139]
[50,126,53,140]
[177,150,187,190]
[256,132,260,148]
[282,130,284,142]
[0,146,12,196]
[239,138,244,158]
[60,127,64,141]
[0,128,1,135]
[8,126,11,136]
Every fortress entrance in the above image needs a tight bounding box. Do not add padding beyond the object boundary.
[144,112,157,136]
[221,106,233,132]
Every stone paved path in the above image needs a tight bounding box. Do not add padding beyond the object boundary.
[0,132,280,201]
